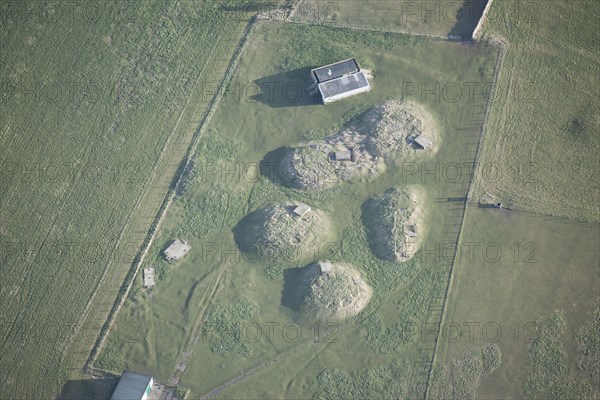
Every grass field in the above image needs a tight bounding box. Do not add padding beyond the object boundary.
[96,19,498,398]
[0,1,255,398]
[472,0,600,221]
[427,2,600,397]
[434,207,600,399]
[290,0,489,38]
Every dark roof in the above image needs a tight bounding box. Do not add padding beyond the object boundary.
[318,71,370,100]
[312,58,360,83]
[110,371,153,400]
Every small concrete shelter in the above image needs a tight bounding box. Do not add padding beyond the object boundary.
[163,239,191,261]
[143,268,155,288]
[317,262,333,275]
[293,203,312,217]
[413,135,432,149]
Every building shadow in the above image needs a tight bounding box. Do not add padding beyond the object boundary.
[249,66,322,108]
[59,377,119,400]
[447,0,489,40]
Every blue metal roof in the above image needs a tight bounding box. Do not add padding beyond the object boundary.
[110,371,153,400]
[318,71,370,100]
[312,58,360,83]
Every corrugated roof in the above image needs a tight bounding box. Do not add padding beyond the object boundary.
[318,71,370,100]
[312,58,359,83]
[110,371,152,400]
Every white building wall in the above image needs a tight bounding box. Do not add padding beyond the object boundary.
[322,84,371,104]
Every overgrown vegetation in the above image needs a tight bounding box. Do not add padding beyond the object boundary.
[362,267,447,354]
[429,343,502,400]
[313,359,427,399]
[362,187,423,263]
[301,263,372,321]
[575,306,600,382]
[202,298,259,356]
[523,310,568,396]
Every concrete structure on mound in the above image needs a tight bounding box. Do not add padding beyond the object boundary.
[413,135,432,149]
[317,261,333,275]
[293,202,311,217]
[163,239,191,261]
[331,149,352,161]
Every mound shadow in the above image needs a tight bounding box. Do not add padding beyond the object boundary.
[259,145,294,186]
[249,66,322,108]
[232,209,263,257]
[448,0,489,40]
[281,263,319,313]
[361,197,392,262]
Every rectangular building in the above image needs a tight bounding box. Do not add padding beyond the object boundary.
[311,58,371,104]
[110,371,153,400]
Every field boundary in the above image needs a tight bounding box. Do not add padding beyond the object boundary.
[472,0,496,40]
[84,16,259,373]
[423,38,507,400]
[283,12,448,40]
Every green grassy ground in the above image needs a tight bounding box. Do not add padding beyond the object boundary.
[290,0,488,38]
[428,3,600,398]
[97,20,497,398]
[435,207,600,399]
[0,1,253,397]
[473,0,600,221]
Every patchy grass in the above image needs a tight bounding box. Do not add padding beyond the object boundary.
[98,20,496,398]
[0,1,253,397]
[575,306,600,383]
[524,310,568,396]
[473,0,600,221]
[290,0,489,38]
[436,206,600,399]
[429,343,502,400]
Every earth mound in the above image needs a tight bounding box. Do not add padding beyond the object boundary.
[292,262,372,321]
[233,203,334,262]
[362,187,425,263]
[279,100,436,190]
